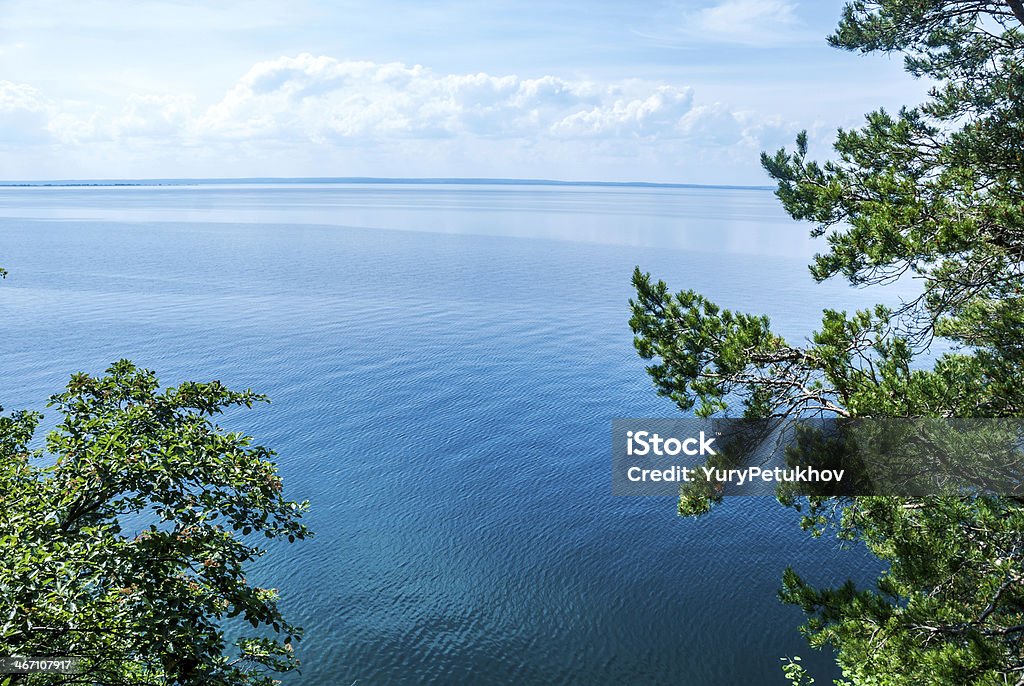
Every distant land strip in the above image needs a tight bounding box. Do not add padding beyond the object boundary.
[0,177,775,191]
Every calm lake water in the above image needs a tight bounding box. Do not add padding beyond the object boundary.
[0,183,900,684]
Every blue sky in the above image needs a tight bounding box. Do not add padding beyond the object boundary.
[0,0,929,183]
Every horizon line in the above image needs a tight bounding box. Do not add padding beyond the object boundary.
[0,176,776,191]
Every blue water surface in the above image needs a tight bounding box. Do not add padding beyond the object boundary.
[0,183,903,685]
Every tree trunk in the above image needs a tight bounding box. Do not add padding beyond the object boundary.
[1008,0,1024,26]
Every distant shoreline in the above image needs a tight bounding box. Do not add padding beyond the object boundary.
[0,177,774,191]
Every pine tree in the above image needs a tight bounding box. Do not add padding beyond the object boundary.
[630,2,1024,682]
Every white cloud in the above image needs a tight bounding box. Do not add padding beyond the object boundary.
[113,94,194,138]
[636,0,808,48]
[695,0,799,43]
[194,54,701,143]
[0,81,44,112]
[677,104,745,145]
[551,87,695,137]
[0,81,49,143]
[0,55,804,183]
[33,93,195,145]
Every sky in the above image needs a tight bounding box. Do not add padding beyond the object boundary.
[0,0,931,184]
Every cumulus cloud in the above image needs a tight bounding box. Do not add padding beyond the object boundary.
[0,81,49,142]
[113,94,194,138]
[195,54,702,143]
[0,55,789,148]
[0,83,196,146]
[0,55,803,182]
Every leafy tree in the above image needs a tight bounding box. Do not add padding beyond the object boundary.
[0,361,310,685]
[630,1,1024,683]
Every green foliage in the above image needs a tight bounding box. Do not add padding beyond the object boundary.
[0,361,310,685]
[782,496,1024,685]
[781,656,816,686]
[630,1,1024,683]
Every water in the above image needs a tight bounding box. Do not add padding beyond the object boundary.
[0,183,899,684]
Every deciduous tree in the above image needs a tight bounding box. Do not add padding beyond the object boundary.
[0,361,309,685]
